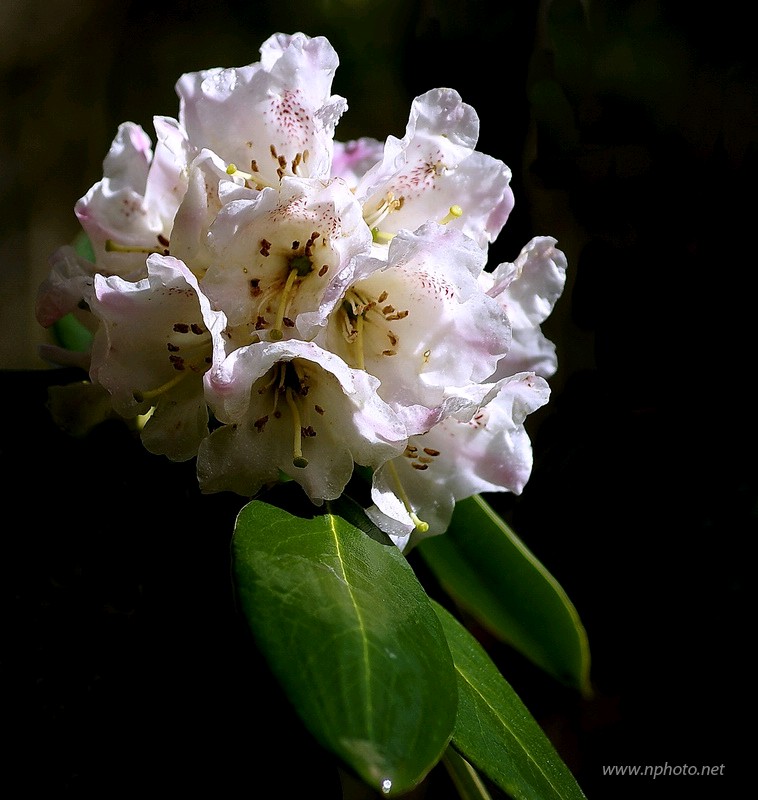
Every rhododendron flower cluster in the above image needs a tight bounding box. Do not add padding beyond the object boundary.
[36,32,566,551]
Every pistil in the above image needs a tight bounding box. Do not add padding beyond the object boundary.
[285,387,308,468]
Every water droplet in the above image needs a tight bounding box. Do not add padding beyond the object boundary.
[381,778,392,794]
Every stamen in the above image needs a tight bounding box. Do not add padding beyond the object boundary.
[285,387,308,468]
[133,370,188,403]
[105,240,165,255]
[271,269,299,340]
[354,313,366,370]
[365,193,402,228]
[386,460,429,534]
[226,163,255,182]
[340,289,376,369]
[439,205,463,225]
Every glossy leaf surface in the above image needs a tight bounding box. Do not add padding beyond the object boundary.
[435,602,588,800]
[232,498,458,795]
[418,495,591,693]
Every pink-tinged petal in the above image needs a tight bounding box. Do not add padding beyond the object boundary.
[484,236,567,379]
[200,339,407,501]
[331,137,384,187]
[142,116,194,230]
[439,151,515,247]
[496,327,559,379]
[485,236,568,327]
[355,89,513,248]
[368,372,550,550]
[176,33,346,185]
[75,120,191,280]
[37,344,91,371]
[35,245,95,328]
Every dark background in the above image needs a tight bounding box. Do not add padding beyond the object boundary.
[2,1,755,797]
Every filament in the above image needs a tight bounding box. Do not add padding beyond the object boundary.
[271,269,298,340]
[133,370,188,403]
[386,460,429,534]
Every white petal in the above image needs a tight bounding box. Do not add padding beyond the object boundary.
[486,237,568,327]
[331,137,384,187]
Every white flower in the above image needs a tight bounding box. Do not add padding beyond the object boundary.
[201,175,371,343]
[88,254,226,462]
[75,117,191,279]
[367,372,551,550]
[199,339,407,501]
[36,30,568,546]
[319,223,511,426]
[176,32,347,187]
[354,89,514,250]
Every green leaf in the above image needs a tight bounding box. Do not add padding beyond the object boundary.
[232,499,458,796]
[417,495,591,694]
[442,746,495,800]
[434,602,588,800]
[72,229,95,261]
[51,314,94,352]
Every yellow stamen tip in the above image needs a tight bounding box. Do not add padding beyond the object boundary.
[413,518,430,534]
[226,164,237,175]
[293,456,309,468]
[270,329,283,341]
[439,205,464,225]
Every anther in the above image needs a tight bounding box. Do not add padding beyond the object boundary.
[226,163,255,181]
[439,205,463,225]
